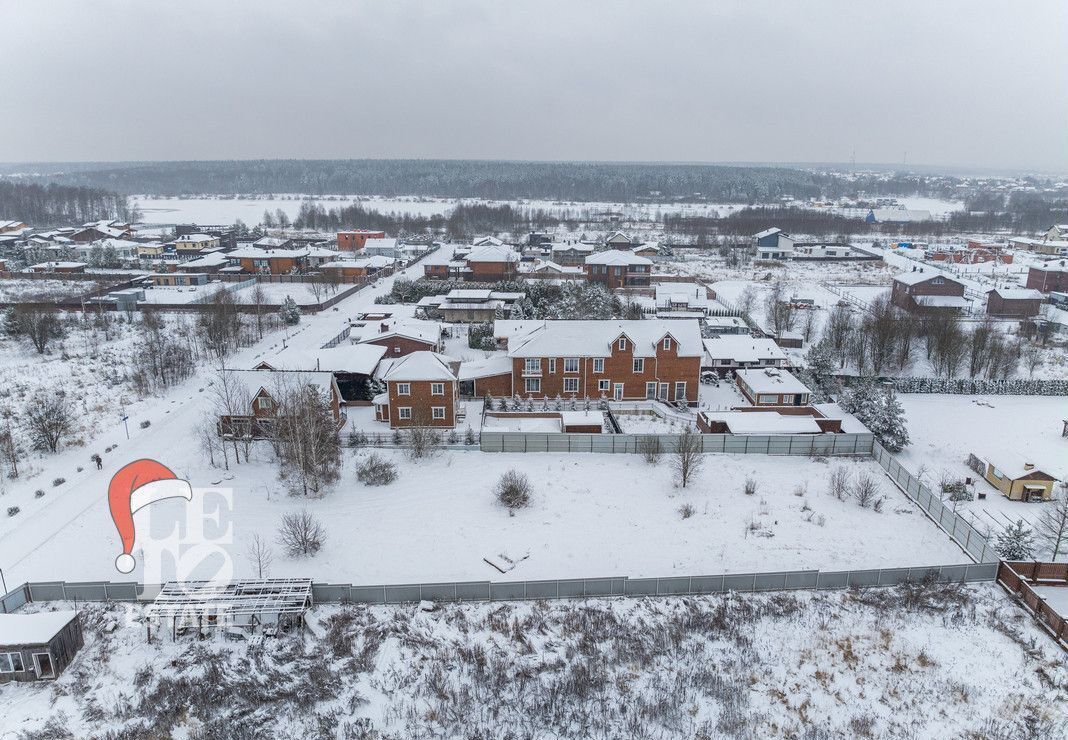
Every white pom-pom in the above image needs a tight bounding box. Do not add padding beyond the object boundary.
[115,553,136,574]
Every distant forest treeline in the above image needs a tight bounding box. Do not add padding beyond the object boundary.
[292,201,563,239]
[0,159,974,203]
[0,182,133,226]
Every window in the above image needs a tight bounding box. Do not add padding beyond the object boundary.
[618,337,627,350]
[632,358,644,373]
[563,377,579,393]
[0,652,25,673]
[932,277,944,285]
[674,381,687,401]
[432,406,445,419]
[397,383,411,395]
[398,407,412,420]
[256,397,272,410]
[430,383,444,396]
[564,357,579,373]
[663,337,672,350]
[524,358,541,375]
[758,394,778,404]
[598,379,611,391]
[593,358,604,373]
[524,378,541,393]
[548,358,556,373]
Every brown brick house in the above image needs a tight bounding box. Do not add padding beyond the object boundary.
[463,245,520,282]
[218,370,342,438]
[734,368,812,406]
[337,230,386,251]
[321,255,395,279]
[374,352,459,428]
[505,319,702,404]
[1026,264,1068,293]
[357,320,443,358]
[584,251,652,289]
[225,247,307,275]
[985,288,1043,318]
[890,271,968,313]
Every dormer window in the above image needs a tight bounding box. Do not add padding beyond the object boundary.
[663,337,672,350]
[618,337,627,350]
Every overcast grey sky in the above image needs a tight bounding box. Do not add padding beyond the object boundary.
[1,0,1064,171]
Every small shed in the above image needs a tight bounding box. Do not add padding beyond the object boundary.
[970,454,1059,502]
[0,610,83,683]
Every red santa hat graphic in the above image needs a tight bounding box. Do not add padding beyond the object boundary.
[108,459,193,573]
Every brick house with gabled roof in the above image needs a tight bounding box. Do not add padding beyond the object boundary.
[890,270,969,313]
[218,370,342,439]
[374,352,460,428]
[505,319,702,404]
[584,250,653,289]
[463,244,520,282]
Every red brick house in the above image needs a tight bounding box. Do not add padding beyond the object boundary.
[357,320,443,358]
[505,319,702,404]
[225,247,307,275]
[890,271,969,313]
[337,230,386,252]
[463,245,520,282]
[321,256,395,279]
[218,370,342,439]
[69,221,133,243]
[1026,264,1068,293]
[584,250,652,290]
[374,352,460,428]
[985,288,1043,318]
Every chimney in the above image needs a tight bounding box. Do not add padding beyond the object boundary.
[1023,462,1035,471]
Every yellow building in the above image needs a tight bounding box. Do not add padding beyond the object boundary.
[973,455,1059,502]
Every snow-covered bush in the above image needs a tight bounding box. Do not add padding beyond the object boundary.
[495,469,532,511]
[851,473,880,509]
[637,435,661,464]
[356,454,398,486]
[743,477,757,496]
[827,466,850,501]
[139,420,151,429]
[52,477,65,487]
[6,506,18,517]
[34,489,44,498]
[277,510,325,557]
[838,380,910,452]
[678,503,695,519]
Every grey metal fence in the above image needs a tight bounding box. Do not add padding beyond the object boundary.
[872,441,997,563]
[0,562,996,612]
[480,431,874,455]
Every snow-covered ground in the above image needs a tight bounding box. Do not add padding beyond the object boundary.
[0,278,106,301]
[0,446,967,587]
[897,393,1068,555]
[2,582,1064,738]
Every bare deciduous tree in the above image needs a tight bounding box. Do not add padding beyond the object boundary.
[5,305,64,354]
[24,391,74,453]
[1036,490,1068,560]
[827,466,850,501]
[277,509,326,557]
[268,375,342,497]
[672,426,704,488]
[405,408,442,460]
[246,533,275,577]
[638,435,661,465]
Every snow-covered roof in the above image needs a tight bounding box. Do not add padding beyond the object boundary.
[465,245,521,264]
[584,251,652,266]
[225,369,338,400]
[988,288,1043,300]
[472,236,504,247]
[551,243,594,253]
[494,319,546,340]
[703,336,787,363]
[508,319,703,359]
[363,237,399,251]
[181,252,230,267]
[892,270,958,286]
[700,411,822,435]
[30,261,86,269]
[177,233,216,243]
[0,610,79,645]
[227,246,306,260]
[322,255,394,269]
[528,259,583,274]
[382,351,457,382]
[458,355,513,380]
[560,410,603,426]
[604,230,632,244]
[753,228,782,239]
[447,289,494,300]
[357,318,441,346]
[254,236,290,248]
[735,368,811,396]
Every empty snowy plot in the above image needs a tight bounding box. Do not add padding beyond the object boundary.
[2,447,967,586]
[1,583,1064,738]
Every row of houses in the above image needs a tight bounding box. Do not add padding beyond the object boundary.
[889,268,1049,318]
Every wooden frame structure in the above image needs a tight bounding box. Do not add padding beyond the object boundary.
[146,579,313,641]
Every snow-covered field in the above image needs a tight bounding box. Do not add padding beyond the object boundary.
[3,582,1064,738]
[0,447,967,587]
[0,278,105,301]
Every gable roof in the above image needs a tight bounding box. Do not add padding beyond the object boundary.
[735,368,812,396]
[605,230,632,244]
[753,228,782,239]
[892,270,960,287]
[987,287,1043,300]
[507,319,702,358]
[382,351,457,382]
[465,244,520,264]
[702,336,787,363]
[584,251,652,266]
[224,369,338,401]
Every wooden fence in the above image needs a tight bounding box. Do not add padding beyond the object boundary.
[996,561,1068,650]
